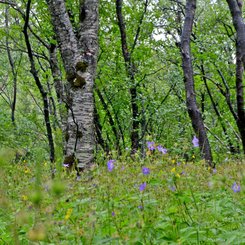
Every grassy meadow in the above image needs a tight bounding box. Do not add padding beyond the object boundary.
[0,149,244,244]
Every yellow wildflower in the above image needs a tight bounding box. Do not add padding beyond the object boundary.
[171,167,176,173]
[24,168,30,174]
[22,195,28,201]
[176,173,180,178]
[65,208,73,220]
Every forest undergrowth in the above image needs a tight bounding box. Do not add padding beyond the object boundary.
[0,149,244,244]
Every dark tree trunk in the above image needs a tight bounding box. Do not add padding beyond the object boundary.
[199,65,236,153]
[23,0,55,177]
[95,86,121,154]
[226,0,245,153]
[180,0,213,166]
[130,86,140,154]
[5,6,17,126]
[116,0,140,154]
[94,103,109,154]
[104,89,126,149]
[216,69,239,122]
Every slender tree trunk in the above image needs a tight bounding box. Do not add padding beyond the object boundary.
[226,0,245,153]
[200,65,236,153]
[23,0,55,177]
[180,0,213,166]
[216,69,239,122]
[101,85,126,149]
[46,78,59,131]
[95,86,121,154]
[5,6,17,125]
[46,0,99,172]
[116,0,140,154]
[94,104,109,154]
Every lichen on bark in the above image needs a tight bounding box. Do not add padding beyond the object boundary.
[47,0,99,172]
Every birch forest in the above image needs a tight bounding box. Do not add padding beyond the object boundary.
[0,0,244,243]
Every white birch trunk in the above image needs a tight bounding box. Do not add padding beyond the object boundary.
[47,0,99,170]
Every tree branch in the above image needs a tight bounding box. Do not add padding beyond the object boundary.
[131,0,149,54]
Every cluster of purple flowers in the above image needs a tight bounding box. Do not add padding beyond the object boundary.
[147,136,200,151]
[157,145,168,154]
[147,141,168,154]
[106,141,242,196]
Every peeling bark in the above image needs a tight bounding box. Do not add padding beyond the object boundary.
[47,0,99,171]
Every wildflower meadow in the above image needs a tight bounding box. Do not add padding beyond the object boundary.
[0,141,244,244]
[1,0,245,243]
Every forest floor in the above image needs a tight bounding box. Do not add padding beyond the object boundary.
[0,152,244,244]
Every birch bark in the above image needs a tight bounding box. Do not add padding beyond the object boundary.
[47,0,99,171]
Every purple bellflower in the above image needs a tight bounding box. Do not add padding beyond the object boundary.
[169,185,176,192]
[138,205,143,210]
[139,182,147,191]
[142,167,150,175]
[232,182,241,193]
[157,145,168,154]
[147,141,155,151]
[107,160,115,172]
[192,136,199,147]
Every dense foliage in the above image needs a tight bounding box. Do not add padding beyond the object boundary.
[0,0,245,243]
[0,0,244,160]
